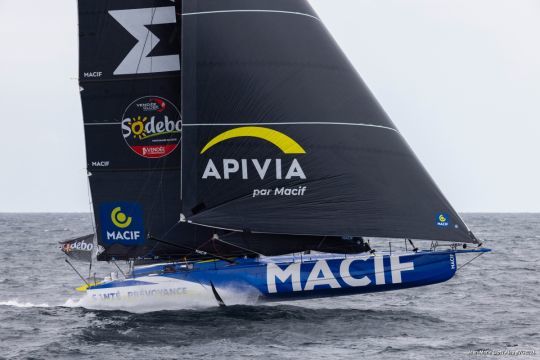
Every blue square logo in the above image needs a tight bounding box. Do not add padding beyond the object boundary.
[436,213,450,227]
[100,202,145,246]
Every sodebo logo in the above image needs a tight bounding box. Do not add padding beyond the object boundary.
[121,96,182,159]
[200,126,307,181]
[100,202,145,246]
[62,241,94,253]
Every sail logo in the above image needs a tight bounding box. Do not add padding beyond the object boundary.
[61,241,94,253]
[136,98,167,113]
[83,72,102,78]
[200,127,307,185]
[122,96,182,159]
[109,6,180,75]
[111,207,132,229]
[100,202,145,246]
[200,127,306,155]
[266,256,415,294]
[436,213,450,227]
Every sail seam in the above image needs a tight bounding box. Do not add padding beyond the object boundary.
[182,10,320,22]
[183,122,399,133]
[85,122,399,133]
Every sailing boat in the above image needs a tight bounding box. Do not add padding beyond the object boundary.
[72,0,489,308]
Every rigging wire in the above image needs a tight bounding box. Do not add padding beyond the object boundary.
[210,234,264,258]
[148,236,236,264]
[135,6,158,74]
[85,171,96,235]
[133,3,180,260]
[457,252,487,271]
[84,169,98,273]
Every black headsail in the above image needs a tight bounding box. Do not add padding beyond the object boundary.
[181,0,478,244]
[78,0,216,261]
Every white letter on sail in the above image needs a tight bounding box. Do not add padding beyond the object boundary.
[223,159,239,179]
[252,159,272,179]
[340,258,371,287]
[285,159,306,179]
[304,260,340,291]
[267,262,302,294]
[121,118,132,137]
[109,7,180,75]
[202,159,221,179]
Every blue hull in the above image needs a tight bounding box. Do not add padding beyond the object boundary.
[89,249,488,305]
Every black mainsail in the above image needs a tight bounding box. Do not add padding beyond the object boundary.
[180,0,477,244]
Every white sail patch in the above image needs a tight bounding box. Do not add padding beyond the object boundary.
[109,7,180,75]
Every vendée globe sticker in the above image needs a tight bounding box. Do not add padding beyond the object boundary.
[121,96,182,158]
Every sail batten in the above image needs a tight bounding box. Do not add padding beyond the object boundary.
[182,122,399,133]
[182,9,320,21]
[182,0,319,15]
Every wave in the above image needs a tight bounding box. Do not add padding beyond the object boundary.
[0,299,50,308]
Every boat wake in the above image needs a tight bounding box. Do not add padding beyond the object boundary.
[63,295,220,313]
[62,281,260,313]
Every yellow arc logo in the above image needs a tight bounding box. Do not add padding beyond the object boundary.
[111,207,132,229]
[200,126,306,154]
[438,214,447,223]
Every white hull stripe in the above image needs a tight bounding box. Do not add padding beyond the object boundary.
[182,10,320,22]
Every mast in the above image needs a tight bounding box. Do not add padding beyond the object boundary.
[180,0,478,244]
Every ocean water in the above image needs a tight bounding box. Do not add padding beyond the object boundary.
[0,213,538,359]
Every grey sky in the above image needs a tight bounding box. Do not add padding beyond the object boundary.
[0,0,538,212]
